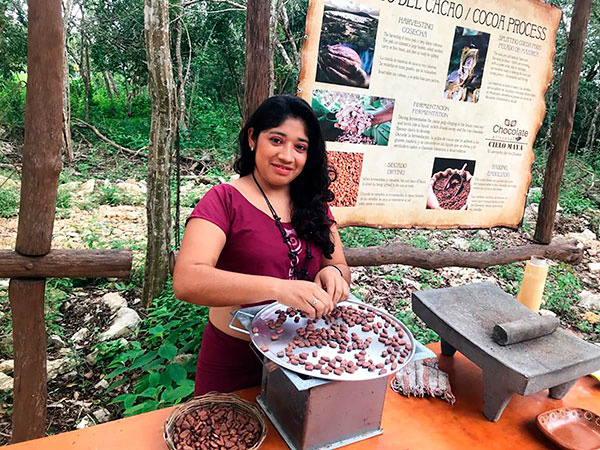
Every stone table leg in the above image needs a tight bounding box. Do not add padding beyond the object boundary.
[482,372,514,422]
[549,379,577,399]
[440,338,456,357]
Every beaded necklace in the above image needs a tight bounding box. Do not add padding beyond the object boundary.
[252,172,313,280]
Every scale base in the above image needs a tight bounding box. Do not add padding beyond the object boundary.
[256,395,383,450]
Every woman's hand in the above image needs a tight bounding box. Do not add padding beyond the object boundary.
[314,266,350,305]
[274,279,334,319]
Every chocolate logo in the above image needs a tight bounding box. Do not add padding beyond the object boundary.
[493,118,528,139]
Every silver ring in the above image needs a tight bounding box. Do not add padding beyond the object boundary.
[311,298,318,306]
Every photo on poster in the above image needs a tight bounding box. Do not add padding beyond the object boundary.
[313,89,394,145]
[426,157,476,210]
[316,0,379,89]
[443,26,490,103]
[328,150,364,207]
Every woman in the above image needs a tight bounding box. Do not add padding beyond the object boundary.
[173,95,351,396]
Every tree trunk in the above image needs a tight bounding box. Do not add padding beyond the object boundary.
[62,0,72,163]
[143,0,177,306]
[80,4,90,122]
[243,0,272,122]
[186,71,198,126]
[534,0,592,244]
[103,71,113,98]
[584,100,599,157]
[175,10,186,131]
[107,71,118,95]
[268,0,280,97]
[280,0,300,67]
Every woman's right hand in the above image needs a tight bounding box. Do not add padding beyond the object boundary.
[274,279,334,319]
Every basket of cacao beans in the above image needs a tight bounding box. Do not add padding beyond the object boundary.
[163,392,267,450]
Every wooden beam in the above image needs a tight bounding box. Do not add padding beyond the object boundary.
[243,0,271,122]
[9,279,47,443]
[534,0,592,244]
[343,238,582,269]
[169,238,582,274]
[0,249,132,278]
[15,0,64,256]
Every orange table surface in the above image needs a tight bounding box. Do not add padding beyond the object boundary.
[4,342,599,449]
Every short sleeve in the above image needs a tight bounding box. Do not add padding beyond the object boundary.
[326,204,336,225]
[186,185,232,235]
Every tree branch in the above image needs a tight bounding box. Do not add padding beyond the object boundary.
[343,238,584,269]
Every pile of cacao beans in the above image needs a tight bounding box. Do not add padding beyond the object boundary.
[328,150,364,207]
[171,404,262,450]
[260,304,411,378]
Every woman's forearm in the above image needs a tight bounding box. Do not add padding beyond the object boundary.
[173,263,283,307]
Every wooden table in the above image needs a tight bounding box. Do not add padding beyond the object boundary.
[5,343,599,449]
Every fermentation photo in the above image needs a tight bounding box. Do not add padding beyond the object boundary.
[328,150,364,207]
[313,89,394,145]
[316,0,379,89]
[443,27,490,103]
[426,158,475,210]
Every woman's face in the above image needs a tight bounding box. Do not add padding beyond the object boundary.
[249,117,309,189]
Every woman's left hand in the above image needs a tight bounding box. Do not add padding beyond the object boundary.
[314,266,350,305]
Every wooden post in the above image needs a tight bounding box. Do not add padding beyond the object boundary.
[534,0,592,244]
[8,0,63,442]
[17,0,64,256]
[243,0,272,122]
[9,280,47,442]
[3,1,133,441]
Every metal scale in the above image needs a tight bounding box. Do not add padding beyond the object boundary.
[230,295,435,450]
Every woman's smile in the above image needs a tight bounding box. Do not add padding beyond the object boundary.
[271,162,293,175]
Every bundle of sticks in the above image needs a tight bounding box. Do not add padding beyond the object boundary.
[391,359,456,405]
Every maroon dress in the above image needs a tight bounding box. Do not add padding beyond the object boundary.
[187,184,333,395]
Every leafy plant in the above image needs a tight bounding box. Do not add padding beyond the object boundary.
[339,226,401,248]
[91,184,142,206]
[409,235,430,250]
[468,238,493,252]
[0,183,19,217]
[395,309,438,345]
[543,263,582,314]
[490,263,524,295]
[418,269,443,289]
[97,284,208,416]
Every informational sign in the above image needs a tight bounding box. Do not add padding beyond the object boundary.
[298,0,561,228]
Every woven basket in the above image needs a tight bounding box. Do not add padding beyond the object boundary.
[164,392,268,450]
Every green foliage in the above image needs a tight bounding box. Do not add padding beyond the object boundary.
[418,269,443,289]
[97,284,208,416]
[409,235,430,250]
[559,186,594,215]
[0,78,26,138]
[490,263,524,295]
[45,279,73,337]
[0,182,19,217]
[395,309,438,345]
[91,184,143,207]
[0,1,27,80]
[56,186,72,209]
[468,238,494,252]
[339,226,402,248]
[543,263,582,315]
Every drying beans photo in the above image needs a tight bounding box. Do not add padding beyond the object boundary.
[328,151,364,207]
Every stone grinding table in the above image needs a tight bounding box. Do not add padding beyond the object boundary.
[412,282,600,422]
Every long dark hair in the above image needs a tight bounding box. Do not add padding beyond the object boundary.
[234,95,336,258]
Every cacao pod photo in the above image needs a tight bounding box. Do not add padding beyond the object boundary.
[316,0,379,89]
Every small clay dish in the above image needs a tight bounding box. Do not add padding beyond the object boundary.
[536,407,600,450]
